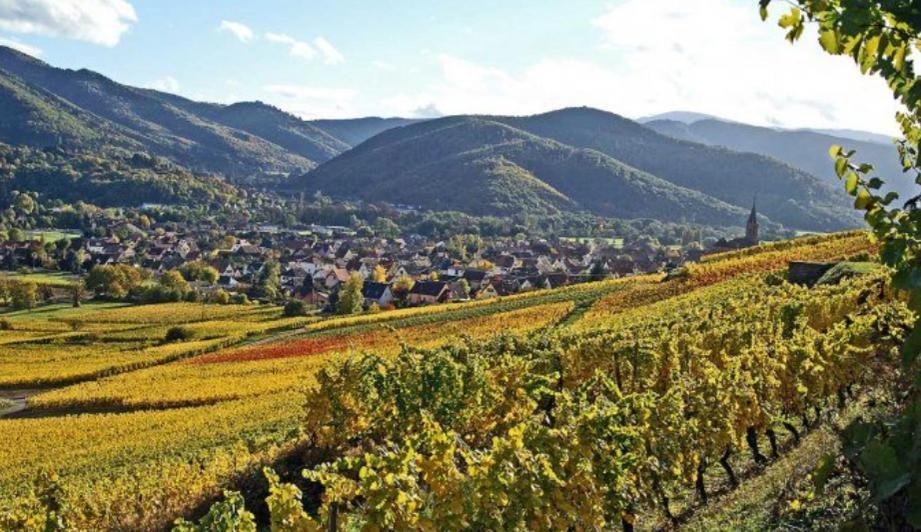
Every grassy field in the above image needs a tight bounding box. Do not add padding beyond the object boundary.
[0,231,886,530]
[0,271,81,288]
[23,230,82,243]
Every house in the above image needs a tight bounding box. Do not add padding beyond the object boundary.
[407,280,450,305]
[361,281,393,308]
[462,269,489,289]
[324,268,351,289]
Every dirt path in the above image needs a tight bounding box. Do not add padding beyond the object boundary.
[0,389,38,418]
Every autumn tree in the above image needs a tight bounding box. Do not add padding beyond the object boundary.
[337,273,364,315]
[9,281,37,310]
[372,264,388,283]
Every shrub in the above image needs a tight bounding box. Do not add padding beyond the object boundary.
[164,326,194,343]
[0,319,11,330]
[210,289,231,305]
[283,300,307,317]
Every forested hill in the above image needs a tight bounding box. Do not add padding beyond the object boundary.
[0,46,414,181]
[0,46,869,231]
[493,108,859,231]
[644,117,912,198]
[301,110,862,231]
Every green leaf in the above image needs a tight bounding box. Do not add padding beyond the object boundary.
[841,420,876,460]
[867,177,884,190]
[819,30,838,53]
[835,157,848,177]
[844,171,859,194]
[829,145,843,159]
[854,188,872,209]
[813,453,835,494]
[901,323,921,366]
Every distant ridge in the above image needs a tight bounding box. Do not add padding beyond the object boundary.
[0,45,417,180]
[301,109,862,231]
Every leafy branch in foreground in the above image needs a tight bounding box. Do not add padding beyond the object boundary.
[761,0,921,526]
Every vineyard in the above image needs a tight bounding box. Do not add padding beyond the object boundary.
[0,231,907,531]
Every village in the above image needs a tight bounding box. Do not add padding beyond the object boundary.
[0,212,731,312]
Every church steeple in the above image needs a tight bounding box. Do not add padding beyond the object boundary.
[746,196,759,244]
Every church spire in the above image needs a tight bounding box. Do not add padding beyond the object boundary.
[746,195,759,244]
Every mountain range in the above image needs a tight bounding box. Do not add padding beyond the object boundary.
[0,45,897,232]
[0,46,401,179]
[640,113,911,198]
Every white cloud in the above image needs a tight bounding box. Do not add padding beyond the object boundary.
[265,32,316,60]
[590,0,901,134]
[383,1,901,135]
[0,35,41,56]
[218,20,253,43]
[313,36,344,65]
[148,75,179,93]
[0,0,136,46]
[373,60,395,71]
[263,83,358,119]
[384,54,626,118]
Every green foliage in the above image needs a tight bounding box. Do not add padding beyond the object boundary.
[164,326,193,343]
[282,299,307,317]
[816,261,882,285]
[249,261,281,302]
[262,468,321,531]
[337,273,364,315]
[0,144,239,208]
[180,261,219,284]
[85,264,143,300]
[0,471,70,531]
[171,491,255,532]
[761,0,921,526]
[8,280,37,310]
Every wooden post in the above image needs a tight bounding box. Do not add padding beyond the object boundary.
[328,502,338,532]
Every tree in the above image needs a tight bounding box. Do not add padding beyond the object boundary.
[761,1,921,526]
[14,193,34,215]
[71,281,85,308]
[9,281,37,310]
[85,264,143,299]
[180,260,219,284]
[337,273,364,315]
[210,288,231,305]
[374,217,400,239]
[7,228,25,242]
[391,276,415,303]
[457,278,470,299]
[283,299,307,317]
[159,270,190,298]
[252,260,281,301]
[372,264,388,283]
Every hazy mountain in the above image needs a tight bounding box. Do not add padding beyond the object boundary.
[638,111,726,124]
[493,108,858,231]
[300,115,777,226]
[645,117,912,198]
[309,117,423,146]
[800,128,894,146]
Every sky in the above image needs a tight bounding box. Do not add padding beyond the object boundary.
[0,0,905,134]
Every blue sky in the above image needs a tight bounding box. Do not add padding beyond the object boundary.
[0,0,904,133]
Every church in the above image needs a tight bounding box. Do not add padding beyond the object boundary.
[708,200,759,252]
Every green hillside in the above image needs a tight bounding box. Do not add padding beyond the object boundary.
[0,47,316,179]
[496,107,861,231]
[300,116,749,225]
[645,117,913,198]
[0,144,239,207]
